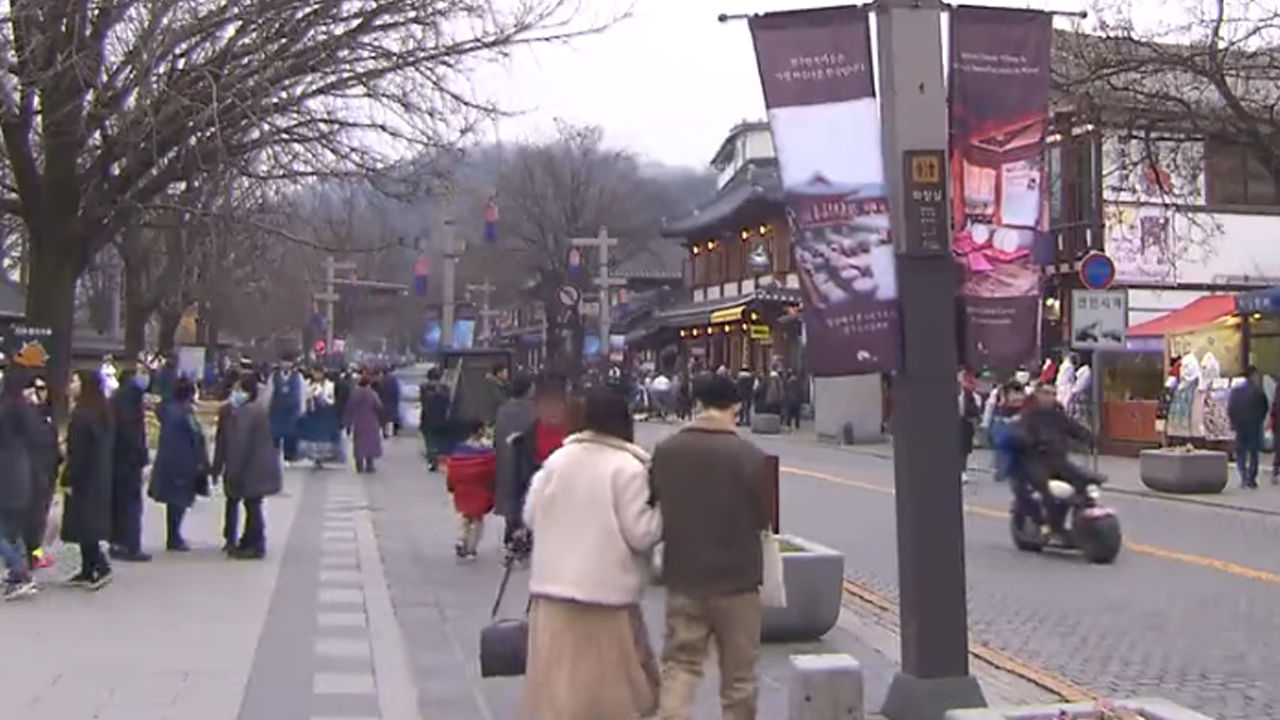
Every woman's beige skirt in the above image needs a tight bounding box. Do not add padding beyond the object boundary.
[523,597,660,720]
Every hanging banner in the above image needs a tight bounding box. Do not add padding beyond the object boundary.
[949,7,1052,370]
[748,7,899,377]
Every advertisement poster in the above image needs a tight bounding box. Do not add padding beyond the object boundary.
[948,7,1051,370]
[748,7,899,376]
[2,324,54,372]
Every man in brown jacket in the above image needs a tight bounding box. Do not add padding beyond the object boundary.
[650,373,768,720]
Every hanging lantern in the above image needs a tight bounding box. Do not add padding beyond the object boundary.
[707,239,718,252]
[691,244,700,256]
[740,228,750,241]
[748,245,771,274]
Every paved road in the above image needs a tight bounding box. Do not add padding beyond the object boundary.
[636,422,1280,720]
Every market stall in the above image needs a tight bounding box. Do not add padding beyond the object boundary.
[1123,296,1241,448]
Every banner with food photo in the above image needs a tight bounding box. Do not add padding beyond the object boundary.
[748,6,899,377]
[948,7,1052,370]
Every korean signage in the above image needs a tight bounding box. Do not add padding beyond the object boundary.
[1070,289,1128,350]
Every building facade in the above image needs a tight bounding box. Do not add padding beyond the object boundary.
[629,122,804,374]
[1043,119,1280,347]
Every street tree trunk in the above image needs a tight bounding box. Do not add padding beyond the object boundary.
[123,260,151,357]
[26,234,85,416]
[156,308,182,355]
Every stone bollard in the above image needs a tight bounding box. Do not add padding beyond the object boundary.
[789,654,864,720]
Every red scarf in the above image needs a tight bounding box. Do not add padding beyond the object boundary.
[533,421,567,464]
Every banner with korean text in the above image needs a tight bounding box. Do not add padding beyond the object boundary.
[749,7,899,377]
[949,7,1052,370]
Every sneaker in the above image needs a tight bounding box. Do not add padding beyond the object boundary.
[87,568,114,591]
[230,547,265,560]
[3,579,37,601]
[66,572,92,588]
[454,541,468,560]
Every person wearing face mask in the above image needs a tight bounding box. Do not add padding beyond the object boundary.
[108,366,153,562]
[20,376,59,570]
[213,373,282,559]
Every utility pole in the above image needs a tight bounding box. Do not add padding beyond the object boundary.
[467,279,498,344]
[570,227,626,348]
[440,192,462,349]
[315,257,357,352]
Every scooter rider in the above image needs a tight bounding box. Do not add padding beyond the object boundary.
[1009,383,1096,541]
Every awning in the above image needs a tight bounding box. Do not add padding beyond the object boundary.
[1126,295,1237,338]
[1236,287,1280,314]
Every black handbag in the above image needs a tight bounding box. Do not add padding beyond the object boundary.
[478,560,531,678]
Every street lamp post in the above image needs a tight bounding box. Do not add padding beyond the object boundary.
[876,0,984,718]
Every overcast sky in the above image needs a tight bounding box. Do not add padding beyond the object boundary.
[476,0,1088,170]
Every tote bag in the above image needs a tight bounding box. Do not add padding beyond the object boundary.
[760,532,787,608]
[479,560,531,678]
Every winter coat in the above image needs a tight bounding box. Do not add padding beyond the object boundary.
[147,403,210,508]
[447,442,496,519]
[213,401,283,500]
[268,370,305,437]
[375,376,401,425]
[111,383,150,477]
[420,381,451,433]
[343,385,384,460]
[524,431,662,606]
[1228,380,1269,433]
[0,399,40,524]
[61,406,114,544]
[492,397,535,518]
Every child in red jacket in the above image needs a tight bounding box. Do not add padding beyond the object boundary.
[446,419,496,561]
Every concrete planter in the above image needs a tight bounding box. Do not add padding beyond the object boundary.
[946,698,1215,720]
[1139,449,1229,494]
[762,535,844,643]
[752,413,783,435]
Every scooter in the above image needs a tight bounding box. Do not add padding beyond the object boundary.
[1010,477,1123,564]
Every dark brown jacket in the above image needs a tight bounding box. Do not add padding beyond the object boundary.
[650,416,768,598]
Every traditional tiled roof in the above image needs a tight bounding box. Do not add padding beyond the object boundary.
[660,163,783,239]
[614,238,685,280]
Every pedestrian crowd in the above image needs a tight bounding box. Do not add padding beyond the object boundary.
[439,367,777,720]
[0,350,407,601]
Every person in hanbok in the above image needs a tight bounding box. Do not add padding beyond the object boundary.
[298,367,342,468]
[343,374,384,473]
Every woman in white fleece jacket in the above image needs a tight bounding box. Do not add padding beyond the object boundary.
[521,388,663,720]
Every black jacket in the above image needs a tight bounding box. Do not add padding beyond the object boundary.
[1228,381,1268,432]
[419,381,451,432]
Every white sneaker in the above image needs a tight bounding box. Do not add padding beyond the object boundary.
[3,579,38,601]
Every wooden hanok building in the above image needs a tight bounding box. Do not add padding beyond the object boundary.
[627,122,804,372]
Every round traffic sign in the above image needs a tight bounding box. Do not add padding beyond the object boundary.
[1079,251,1117,290]
[557,284,581,307]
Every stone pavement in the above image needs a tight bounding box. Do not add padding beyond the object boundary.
[1,433,1062,720]
[365,435,1057,719]
[0,471,306,720]
[636,422,1280,720]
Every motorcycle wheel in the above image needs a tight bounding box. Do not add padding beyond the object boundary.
[1074,512,1122,564]
[1009,511,1043,553]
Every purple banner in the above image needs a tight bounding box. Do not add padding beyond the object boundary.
[749,7,900,377]
[949,7,1051,370]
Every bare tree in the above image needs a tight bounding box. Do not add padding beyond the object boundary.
[0,0,609,392]
[491,121,712,369]
[1052,4,1280,272]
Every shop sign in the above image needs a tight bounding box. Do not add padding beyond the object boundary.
[1070,289,1127,350]
[748,324,772,341]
